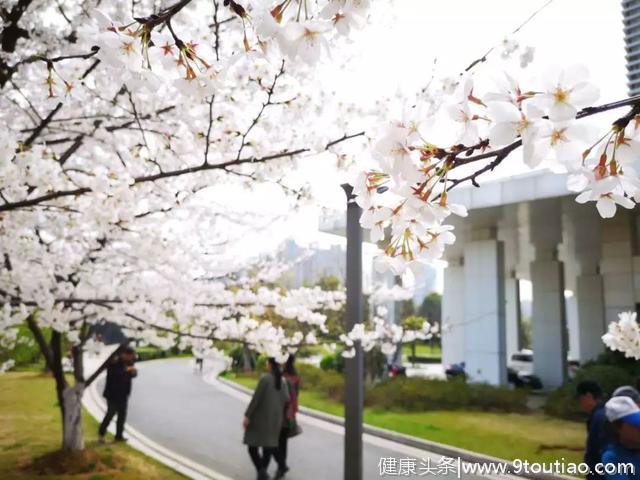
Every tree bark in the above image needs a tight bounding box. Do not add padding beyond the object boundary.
[242,345,253,372]
[26,315,89,451]
[62,383,85,451]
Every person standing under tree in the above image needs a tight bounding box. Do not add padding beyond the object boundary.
[275,355,301,479]
[98,346,137,442]
[243,358,289,480]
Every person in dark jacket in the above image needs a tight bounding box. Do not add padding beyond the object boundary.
[577,380,607,479]
[98,346,137,442]
[243,358,289,480]
[275,355,301,479]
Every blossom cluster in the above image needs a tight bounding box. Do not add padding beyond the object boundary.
[0,0,378,372]
[88,0,371,97]
[603,311,640,360]
[355,64,639,274]
[340,315,437,358]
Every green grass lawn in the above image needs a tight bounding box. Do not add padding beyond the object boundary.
[224,372,585,465]
[0,371,185,480]
[402,342,442,359]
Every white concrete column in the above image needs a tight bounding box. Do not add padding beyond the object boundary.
[576,274,605,361]
[565,294,580,361]
[441,257,465,366]
[529,199,568,389]
[463,229,507,386]
[499,205,523,360]
[441,216,467,367]
[566,201,605,363]
[505,275,522,358]
[601,213,636,324]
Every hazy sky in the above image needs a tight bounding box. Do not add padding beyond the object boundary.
[337,0,625,102]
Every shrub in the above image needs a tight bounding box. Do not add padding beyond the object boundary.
[320,354,337,372]
[545,364,635,420]
[255,355,268,373]
[297,363,344,402]
[319,352,345,373]
[364,376,528,413]
[135,345,187,362]
[241,362,525,413]
[584,350,640,378]
[0,325,45,369]
[135,348,168,362]
[228,346,244,371]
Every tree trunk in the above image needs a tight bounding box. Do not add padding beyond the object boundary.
[61,383,85,451]
[242,345,253,372]
[26,316,88,452]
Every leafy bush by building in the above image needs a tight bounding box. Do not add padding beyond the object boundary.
[302,363,528,412]
[320,352,345,373]
[297,363,344,401]
[234,359,529,413]
[365,376,528,413]
[583,350,640,378]
[545,364,635,420]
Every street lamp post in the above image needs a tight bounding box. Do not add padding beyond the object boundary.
[341,183,364,480]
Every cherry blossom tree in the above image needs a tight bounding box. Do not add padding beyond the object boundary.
[2,0,639,456]
[0,0,377,452]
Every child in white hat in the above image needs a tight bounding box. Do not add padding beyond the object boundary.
[602,396,640,480]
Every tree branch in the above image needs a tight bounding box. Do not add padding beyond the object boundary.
[235,59,286,161]
[25,314,55,372]
[0,131,365,212]
[444,95,640,191]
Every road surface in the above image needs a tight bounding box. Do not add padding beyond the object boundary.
[97,358,489,480]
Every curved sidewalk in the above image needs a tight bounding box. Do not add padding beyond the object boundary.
[84,357,530,480]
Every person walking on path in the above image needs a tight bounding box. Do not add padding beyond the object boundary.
[275,355,301,479]
[577,380,608,480]
[99,346,137,442]
[195,357,204,373]
[243,358,289,480]
[602,396,640,480]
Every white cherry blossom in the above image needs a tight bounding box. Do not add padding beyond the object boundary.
[535,65,600,122]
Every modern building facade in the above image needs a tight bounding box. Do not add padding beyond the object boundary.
[441,171,640,389]
[278,234,378,292]
[624,0,640,95]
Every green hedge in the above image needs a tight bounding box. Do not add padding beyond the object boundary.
[365,376,528,413]
[319,352,345,373]
[297,363,344,402]
[136,348,170,362]
[236,362,528,413]
[406,355,442,364]
[545,364,635,420]
[583,350,640,377]
[135,346,187,362]
[0,326,43,369]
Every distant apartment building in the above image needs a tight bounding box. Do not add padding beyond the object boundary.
[624,0,640,94]
[278,235,377,293]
